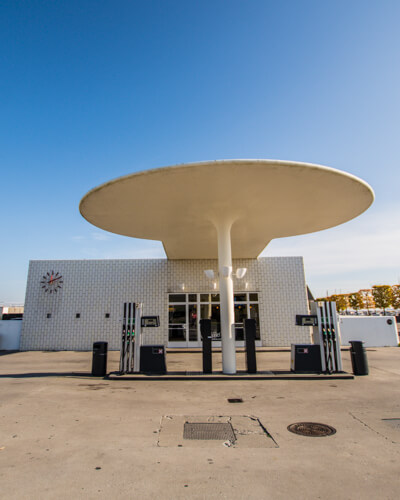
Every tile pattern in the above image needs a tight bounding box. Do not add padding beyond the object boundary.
[20,257,311,350]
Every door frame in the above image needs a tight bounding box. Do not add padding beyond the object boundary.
[167,292,262,348]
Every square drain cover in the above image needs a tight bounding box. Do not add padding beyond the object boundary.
[158,416,277,448]
[183,422,236,441]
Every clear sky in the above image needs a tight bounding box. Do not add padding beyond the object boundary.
[1,0,399,303]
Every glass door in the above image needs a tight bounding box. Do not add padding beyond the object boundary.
[168,295,201,347]
[200,303,221,344]
[168,292,261,347]
[234,303,247,342]
[188,304,198,345]
[234,294,262,347]
[168,304,187,345]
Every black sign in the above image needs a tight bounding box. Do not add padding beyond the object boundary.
[295,315,318,326]
[141,316,160,327]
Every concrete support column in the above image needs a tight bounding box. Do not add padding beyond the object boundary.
[215,219,236,374]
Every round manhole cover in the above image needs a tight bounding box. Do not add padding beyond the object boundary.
[287,422,336,437]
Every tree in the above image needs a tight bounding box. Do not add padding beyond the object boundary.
[348,292,364,311]
[329,294,348,312]
[359,289,374,314]
[372,285,392,313]
[391,285,400,309]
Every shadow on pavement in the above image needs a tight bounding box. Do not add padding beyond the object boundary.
[0,372,92,378]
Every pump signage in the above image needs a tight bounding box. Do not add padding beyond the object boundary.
[141,316,160,327]
[295,315,318,326]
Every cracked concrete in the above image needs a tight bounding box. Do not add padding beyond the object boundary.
[349,412,398,444]
[158,415,277,448]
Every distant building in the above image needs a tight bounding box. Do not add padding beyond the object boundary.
[0,305,24,320]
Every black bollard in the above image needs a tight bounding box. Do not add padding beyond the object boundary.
[244,319,257,373]
[200,319,212,374]
[349,341,369,375]
[92,341,108,376]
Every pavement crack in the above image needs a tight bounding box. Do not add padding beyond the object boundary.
[156,416,164,447]
[252,416,280,447]
[349,412,397,444]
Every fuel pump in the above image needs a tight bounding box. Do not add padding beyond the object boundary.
[119,303,161,374]
[313,300,342,373]
[293,301,342,373]
[119,302,136,374]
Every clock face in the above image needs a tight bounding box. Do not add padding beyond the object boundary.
[40,271,63,293]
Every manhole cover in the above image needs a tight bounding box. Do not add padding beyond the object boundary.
[287,422,336,437]
[183,422,236,441]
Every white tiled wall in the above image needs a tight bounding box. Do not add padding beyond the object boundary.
[20,257,311,350]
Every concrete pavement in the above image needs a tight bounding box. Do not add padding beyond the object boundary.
[0,348,399,499]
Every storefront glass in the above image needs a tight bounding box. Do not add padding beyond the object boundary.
[168,292,261,346]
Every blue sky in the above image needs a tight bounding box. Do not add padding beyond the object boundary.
[1,0,399,303]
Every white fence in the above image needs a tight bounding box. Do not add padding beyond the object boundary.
[0,319,22,350]
[339,316,399,347]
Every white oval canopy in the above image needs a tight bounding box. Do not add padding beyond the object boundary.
[79,159,374,259]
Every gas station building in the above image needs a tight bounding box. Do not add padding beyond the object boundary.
[20,160,374,374]
[20,255,311,351]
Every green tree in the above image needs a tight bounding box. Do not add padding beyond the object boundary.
[329,294,348,312]
[372,285,392,313]
[391,285,400,309]
[359,289,374,314]
[349,292,364,311]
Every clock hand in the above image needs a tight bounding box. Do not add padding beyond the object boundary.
[49,276,63,284]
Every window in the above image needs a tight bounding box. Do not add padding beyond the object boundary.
[75,313,80,319]
[105,313,110,318]
[168,304,186,342]
[168,294,186,303]
[234,293,247,302]
[168,292,260,344]
[200,293,220,302]
[46,313,51,319]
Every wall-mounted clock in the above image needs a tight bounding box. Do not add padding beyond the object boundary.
[40,271,63,293]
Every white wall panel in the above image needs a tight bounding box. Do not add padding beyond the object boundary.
[20,257,311,350]
[339,316,399,347]
[0,319,22,350]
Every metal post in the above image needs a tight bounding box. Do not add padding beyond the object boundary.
[123,302,129,374]
[133,303,142,373]
[119,303,126,373]
[330,302,343,371]
[127,302,132,372]
[325,301,335,372]
[316,305,327,372]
